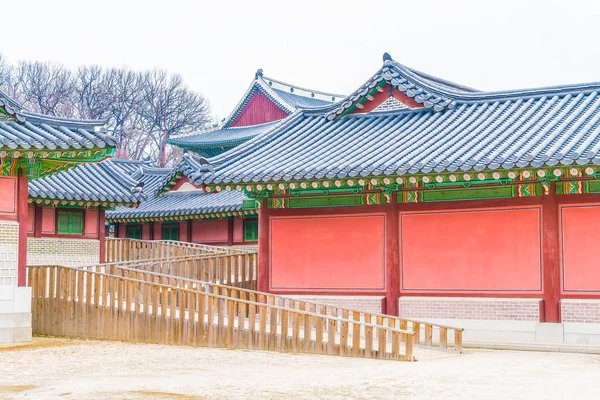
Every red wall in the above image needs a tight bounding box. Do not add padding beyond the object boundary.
[41,208,55,234]
[85,210,99,237]
[233,219,244,243]
[229,90,289,127]
[270,214,386,291]
[0,176,17,218]
[142,224,152,240]
[400,207,542,293]
[560,203,600,293]
[191,220,228,243]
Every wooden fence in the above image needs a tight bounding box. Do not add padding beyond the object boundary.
[89,253,257,291]
[29,265,415,361]
[105,239,254,263]
[113,264,463,353]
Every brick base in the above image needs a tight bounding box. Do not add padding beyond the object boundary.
[27,237,100,267]
[399,296,542,321]
[0,221,19,286]
[283,296,384,314]
[561,299,600,324]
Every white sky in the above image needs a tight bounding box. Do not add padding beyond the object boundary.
[4,0,600,120]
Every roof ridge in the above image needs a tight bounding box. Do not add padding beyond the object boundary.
[261,75,345,99]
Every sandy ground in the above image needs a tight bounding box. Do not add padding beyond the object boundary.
[1,338,599,400]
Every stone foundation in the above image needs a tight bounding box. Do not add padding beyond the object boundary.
[0,286,32,343]
[561,299,600,345]
[27,237,100,267]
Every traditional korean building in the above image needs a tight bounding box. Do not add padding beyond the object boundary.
[191,53,600,345]
[0,91,116,343]
[106,154,258,247]
[27,159,146,266]
[168,69,344,157]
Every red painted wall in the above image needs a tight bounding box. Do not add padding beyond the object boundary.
[85,210,99,237]
[560,204,600,293]
[142,224,152,240]
[41,208,55,234]
[191,220,228,243]
[153,223,162,240]
[0,176,17,217]
[233,219,244,243]
[400,207,542,292]
[229,90,289,127]
[270,214,386,291]
[179,222,190,242]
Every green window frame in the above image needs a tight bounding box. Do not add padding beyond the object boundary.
[126,224,142,240]
[243,219,258,242]
[57,211,84,235]
[162,224,179,241]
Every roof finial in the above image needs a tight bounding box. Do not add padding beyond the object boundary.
[255,68,263,79]
[383,52,393,63]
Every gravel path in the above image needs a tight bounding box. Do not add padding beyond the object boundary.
[1,337,599,399]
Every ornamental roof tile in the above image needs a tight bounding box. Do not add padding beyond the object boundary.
[0,90,114,152]
[191,54,600,185]
[29,159,146,204]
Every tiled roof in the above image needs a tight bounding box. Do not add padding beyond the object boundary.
[191,55,600,185]
[29,159,146,204]
[0,91,114,151]
[168,70,344,156]
[168,121,281,150]
[106,189,247,221]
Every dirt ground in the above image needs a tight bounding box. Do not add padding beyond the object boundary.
[1,338,599,399]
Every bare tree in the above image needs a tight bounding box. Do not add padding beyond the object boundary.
[15,61,74,116]
[139,70,210,166]
[0,58,211,165]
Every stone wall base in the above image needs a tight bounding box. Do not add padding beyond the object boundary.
[0,286,32,344]
[398,296,600,346]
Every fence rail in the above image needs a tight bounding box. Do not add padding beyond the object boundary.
[29,265,415,362]
[105,239,253,263]
[109,262,463,353]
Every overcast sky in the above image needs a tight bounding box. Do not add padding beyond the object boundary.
[4,0,600,119]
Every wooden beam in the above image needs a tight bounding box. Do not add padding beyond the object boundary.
[366,95,374,101]
[376,86,384,92]
[355,103,364,109]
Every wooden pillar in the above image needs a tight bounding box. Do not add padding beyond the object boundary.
[33,205,43,238]
[385,192,401,316]
[17,170,28,287]
[257,202,269,293]
[227,218,234,246]
[542,182,561,322]
[98,209,106,263]
[117,223,127,238]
